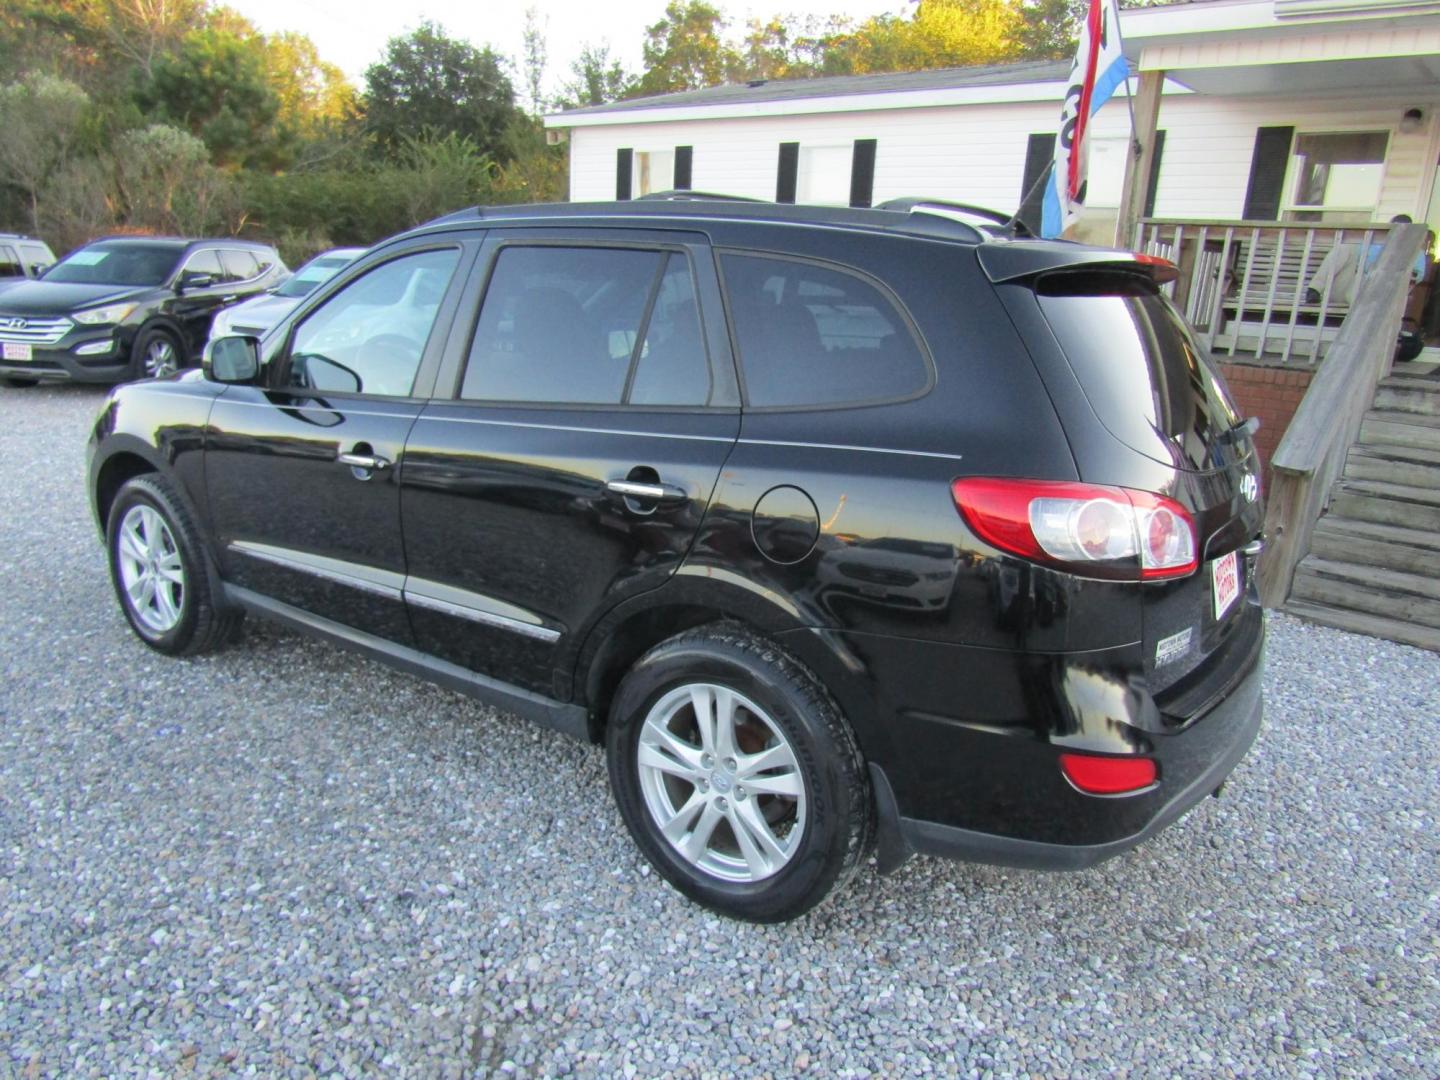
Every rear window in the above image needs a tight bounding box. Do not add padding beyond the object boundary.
[1035,271,1242,472]
[721,253,931,408]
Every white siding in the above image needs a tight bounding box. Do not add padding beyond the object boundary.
[565,91,1439,225]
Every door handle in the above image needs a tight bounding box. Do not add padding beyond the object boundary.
[338,452,391,471]
[606,479,687,504]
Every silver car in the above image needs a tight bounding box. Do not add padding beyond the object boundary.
[209,247,365,340]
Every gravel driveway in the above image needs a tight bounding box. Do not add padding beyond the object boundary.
[1,383,1436,1079]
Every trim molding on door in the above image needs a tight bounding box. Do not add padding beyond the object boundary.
[228,540,559,642]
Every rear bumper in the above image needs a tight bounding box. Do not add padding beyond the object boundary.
[878,654,1262,870]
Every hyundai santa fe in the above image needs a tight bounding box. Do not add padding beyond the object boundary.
[86,197,1265,922]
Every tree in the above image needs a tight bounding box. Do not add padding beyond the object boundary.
[112,122,231,234]
[0,75,91,233]
[364,22,519,161]
[132,27,286,169]
[1015,0,1086,60]
[840,0,1022,75]
[522,7,548,117]
[262,31,358,135]
[636,1,738,97]
[555,43,634,109]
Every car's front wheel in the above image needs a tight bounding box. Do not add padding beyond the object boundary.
[106,474,241,655]
[132,327,185,380]
[607,626,872,922]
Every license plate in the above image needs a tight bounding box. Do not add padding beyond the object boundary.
[1212,550,1240,621]
[2,343,32,361]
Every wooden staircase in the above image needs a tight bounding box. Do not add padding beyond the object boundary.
[1287,368,1440,652]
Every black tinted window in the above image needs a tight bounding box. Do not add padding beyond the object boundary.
[182,249,223,281]
[222,249,260,282]
[464,246,672,405]
[721,253,929,408]
[628,255,710,406]
[0,247,19,277]
[43,242,182,286]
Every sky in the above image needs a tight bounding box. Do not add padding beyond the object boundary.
[228,0,904,102]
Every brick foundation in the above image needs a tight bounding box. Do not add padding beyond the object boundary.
[1217,363,1314,474]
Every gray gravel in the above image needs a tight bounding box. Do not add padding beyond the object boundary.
[1,382,1437,1079]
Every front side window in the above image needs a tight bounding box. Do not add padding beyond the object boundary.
[180,249,223,284]
[286,247,459,397]
[721,253,930,408]
[462,246,711,407]
[1286,131,1388,223]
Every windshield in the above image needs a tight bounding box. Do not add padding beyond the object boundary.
[44,242,183,287]
[276,253,357,299]
[1036,271,1243,472]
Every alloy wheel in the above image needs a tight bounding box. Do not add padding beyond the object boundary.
[635,682,807,882]
[144,337,179,378]
[116,504,185,634]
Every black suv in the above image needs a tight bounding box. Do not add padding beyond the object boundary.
[0,236,285,387]
[86,199,1265,922]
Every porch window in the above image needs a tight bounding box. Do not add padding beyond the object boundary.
[1285,131,1388,223]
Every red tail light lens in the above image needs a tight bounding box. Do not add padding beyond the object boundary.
[951,477,1198,580]
[1059,752,1158,795]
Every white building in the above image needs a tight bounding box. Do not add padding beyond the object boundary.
[544,0,1440,248]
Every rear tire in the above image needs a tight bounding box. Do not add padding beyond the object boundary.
[106,474,242,655]
[607,625,872,922]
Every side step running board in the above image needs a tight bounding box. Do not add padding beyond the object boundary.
[224,584,591,742]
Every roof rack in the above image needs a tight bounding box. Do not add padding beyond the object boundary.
[875,197,1034,239]
[635,190,765,203]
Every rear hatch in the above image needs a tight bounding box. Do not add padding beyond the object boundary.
[996,252,1265,705]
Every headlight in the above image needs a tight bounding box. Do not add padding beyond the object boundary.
[73,303,138,326]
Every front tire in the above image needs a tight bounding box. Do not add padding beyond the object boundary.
[132,327,185,380]
[106,474,241,655]
[607,625,872,922]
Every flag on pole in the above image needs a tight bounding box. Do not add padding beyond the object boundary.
[1041,0,1129,239]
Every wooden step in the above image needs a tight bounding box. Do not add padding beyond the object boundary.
[1308,516,1440,576]
[1290,557,1440,630]
[1284,600,1440,653]
[1373,381,1440,416]
[1328,479,1440,531]
[1343,444,1440,488]
[1359,409,1440,452]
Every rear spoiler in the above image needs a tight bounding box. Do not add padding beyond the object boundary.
[978,242,1177,285]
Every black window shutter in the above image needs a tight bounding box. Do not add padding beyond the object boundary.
[776,142,799,204]
[616,148,633,201]
[1143,130,1167,218]
[1021,133,1053,202]
[850,139,877,208]
[674,146,693,191]
[1242,126,1294,221]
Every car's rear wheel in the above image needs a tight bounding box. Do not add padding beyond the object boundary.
[106,474,241,655]
[607,625,872,922]
[133,327,185,380]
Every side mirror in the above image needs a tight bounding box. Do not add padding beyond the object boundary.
[178,271,215,292]
[204,335,260,384]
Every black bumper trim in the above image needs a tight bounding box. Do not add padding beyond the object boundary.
[878,667,1263,873]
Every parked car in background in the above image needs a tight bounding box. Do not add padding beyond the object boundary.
[0,236,286,387]
[0,234,56,287]
[209,247,365,342]
[87,197,1266,922]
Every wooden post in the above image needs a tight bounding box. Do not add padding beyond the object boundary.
[1115,69,1164,250]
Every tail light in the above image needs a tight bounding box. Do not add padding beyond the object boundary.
[1060,752,1158,795]
[951,477,1197,580]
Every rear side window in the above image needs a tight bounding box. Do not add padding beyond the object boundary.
[0,247,19,277]
[720,253,930,408]
[222,249,261,282]
[462,246,711,406]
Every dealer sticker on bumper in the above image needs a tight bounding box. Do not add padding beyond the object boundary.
[2,343,32,362]
[1213,550,1240,621]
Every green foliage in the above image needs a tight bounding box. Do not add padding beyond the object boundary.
[1015,0,1087,60]
[0,75,91,233]
[555,43,635,110]
[112,122,235,235]
[637,1,738,95]
[364,21,519,161]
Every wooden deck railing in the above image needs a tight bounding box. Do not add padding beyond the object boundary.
[1256,223,1428,607]
[1135,218,1396,366]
